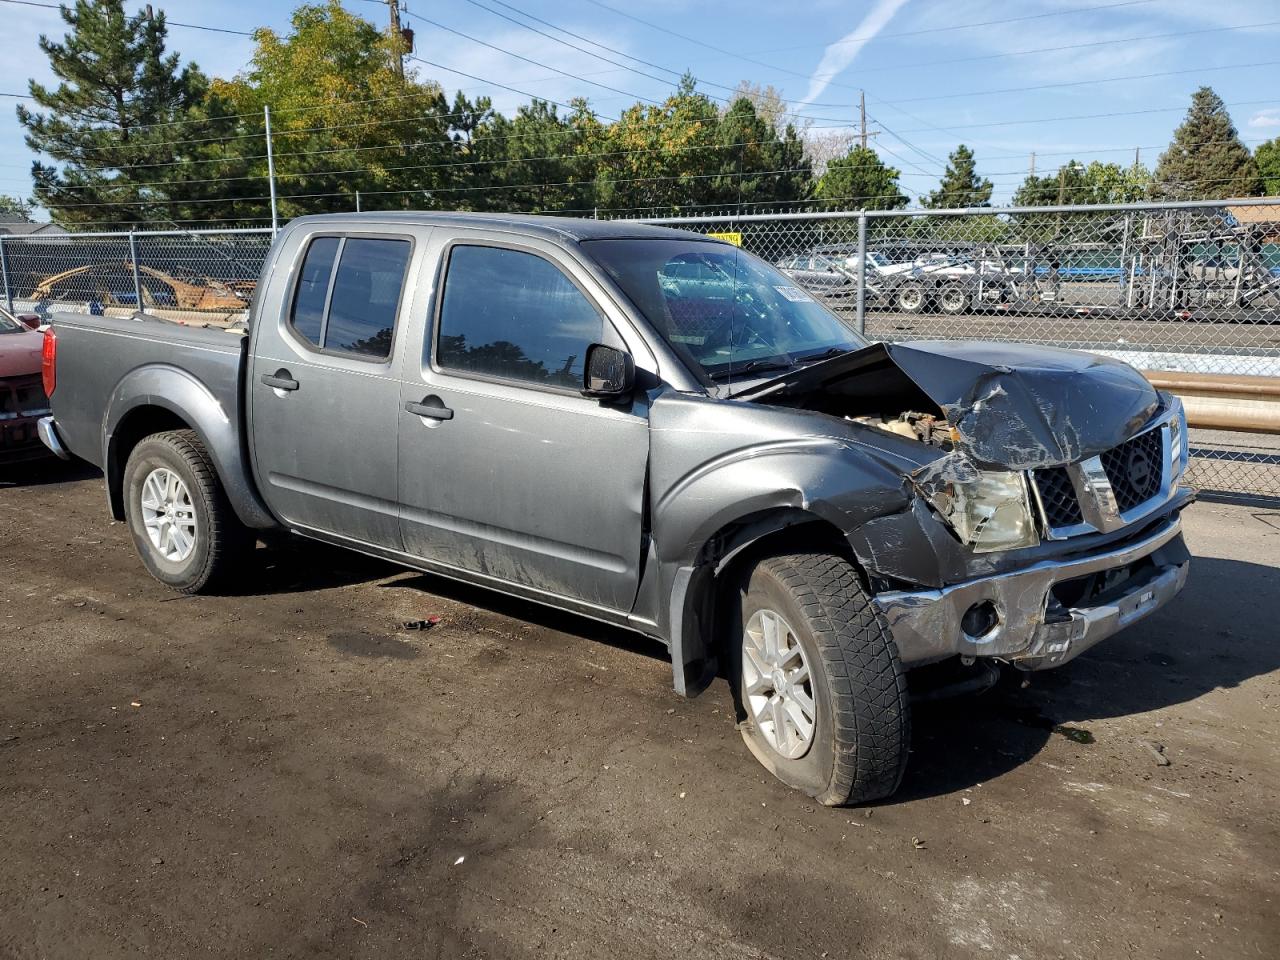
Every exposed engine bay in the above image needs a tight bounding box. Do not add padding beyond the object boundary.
[849,411,957,449]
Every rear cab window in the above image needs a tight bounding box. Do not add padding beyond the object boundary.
[288,235,411,360]
[432,244,604,390]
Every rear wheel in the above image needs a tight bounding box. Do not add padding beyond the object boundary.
[123,429,251,594]
[895,282,927,314]
[937,284,971,315]
[730,552,911,805]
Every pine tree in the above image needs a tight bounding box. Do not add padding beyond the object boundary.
[1153,87,1261,199]
[17,1,207,226]
[814,145,906,209]
[925,145,992,208]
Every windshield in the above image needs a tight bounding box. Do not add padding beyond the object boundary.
[584,238,867,387]
[0,309,24,334]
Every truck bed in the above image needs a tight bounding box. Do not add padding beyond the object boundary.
[48,313,248,469]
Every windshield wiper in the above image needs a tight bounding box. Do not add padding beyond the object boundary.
[794,346,852,364]
[707,358,797,381]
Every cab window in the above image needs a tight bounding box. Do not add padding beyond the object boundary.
[434,245,604,389]
[288,236,410,360]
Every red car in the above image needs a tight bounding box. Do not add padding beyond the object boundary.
[0,307,51,463]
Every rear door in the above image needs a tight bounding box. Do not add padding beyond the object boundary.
[249,229,417,548]
[396,234,650,614]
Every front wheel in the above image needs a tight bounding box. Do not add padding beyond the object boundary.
[123,429,251,594]
[730,552,911,806]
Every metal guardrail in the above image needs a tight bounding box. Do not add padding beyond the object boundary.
[1143,370,1280,434]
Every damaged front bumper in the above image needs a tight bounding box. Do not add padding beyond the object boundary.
[873,515,1189,671]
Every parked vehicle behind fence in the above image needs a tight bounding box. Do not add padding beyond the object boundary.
[38,212,1193,805]
[0,306,50,463]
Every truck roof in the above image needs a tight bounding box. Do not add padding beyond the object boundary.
[287,211,714,244]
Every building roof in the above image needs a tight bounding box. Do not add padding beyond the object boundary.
[0,219,68,237]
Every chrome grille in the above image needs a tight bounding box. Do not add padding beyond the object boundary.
[1100,428,1164,513]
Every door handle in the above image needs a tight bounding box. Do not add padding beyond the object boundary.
[261,369,299,391]
[405,396,454,421]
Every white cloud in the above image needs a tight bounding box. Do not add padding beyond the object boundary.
[796,0,911,109]
[1248,108,1280,129]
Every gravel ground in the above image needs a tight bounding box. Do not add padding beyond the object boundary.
[1,460,1278,960]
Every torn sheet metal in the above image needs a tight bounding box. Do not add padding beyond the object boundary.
[736,340,1160,470]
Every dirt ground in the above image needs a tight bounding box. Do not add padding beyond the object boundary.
[1,460,1277,960]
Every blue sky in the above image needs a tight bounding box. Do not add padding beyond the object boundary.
[1,0,1278,214]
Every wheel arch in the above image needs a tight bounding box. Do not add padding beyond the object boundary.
[663,506,864,698]
[103,365,276,529]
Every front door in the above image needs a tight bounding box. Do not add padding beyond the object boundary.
[397,238,649,614]
[250,232,415,548]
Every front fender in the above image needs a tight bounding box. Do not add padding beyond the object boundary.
[104,364,276,529]
[647,432,929,696]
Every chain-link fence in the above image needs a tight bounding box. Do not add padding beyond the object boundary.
[0,228,274,327]
[631,198,1280,499]
[3,202,1278,498]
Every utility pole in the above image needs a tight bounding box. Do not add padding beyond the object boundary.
[1134,146,1141,168]
[1029,152,1036,177]
[387,0,405,81]
[855,91,878,150]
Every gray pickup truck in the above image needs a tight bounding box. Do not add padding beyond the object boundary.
[38,212,1192,805]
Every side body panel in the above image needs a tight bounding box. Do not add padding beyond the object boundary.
[47,314,275,529]
[394,228,652,614]
[245,223,431,549]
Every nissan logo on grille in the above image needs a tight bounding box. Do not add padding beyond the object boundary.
[1126,446,1154,493]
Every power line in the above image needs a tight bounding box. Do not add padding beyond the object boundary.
[0,0,254,35]
[577,0,1156,89]
[402,11,660,108]
[822,20,1280,81]
[879,59,1280,107]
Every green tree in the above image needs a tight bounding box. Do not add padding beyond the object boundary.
[215,1,454,219]
[709,98,810,208]
[1153,87,1260,199]
[0,196,34,220]
[481,99,600,213]
[1013,160,1152,206]
[814,145,906,209]
[1256,138,1280,197]
[18,0,208,226]
[594,74,722,214]
[925,145,992,208]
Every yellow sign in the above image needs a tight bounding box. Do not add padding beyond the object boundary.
[706,231,742,247]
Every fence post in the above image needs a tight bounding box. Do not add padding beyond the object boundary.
[0,236,11,314]
[855,212,868,336]
[264,105,279,234]
[128,231,144,313]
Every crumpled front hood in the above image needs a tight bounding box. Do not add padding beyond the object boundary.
[0,330,44,379]
[737,339,1160,469]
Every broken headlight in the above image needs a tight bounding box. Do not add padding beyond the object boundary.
[1168,396,1188,481]
[936,470,1039,553]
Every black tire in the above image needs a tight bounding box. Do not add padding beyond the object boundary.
[895,282,927,314]
[729,552,910,806]
[122,429,251,594]
[937,284,971,315]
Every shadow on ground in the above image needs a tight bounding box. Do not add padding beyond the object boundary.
[897,553,1280,801]
[0,456,100,488]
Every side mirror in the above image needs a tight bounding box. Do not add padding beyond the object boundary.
[18,314,40,331]
[581,343,635,401]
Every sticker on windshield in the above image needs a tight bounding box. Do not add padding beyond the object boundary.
[774,285,814,302]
